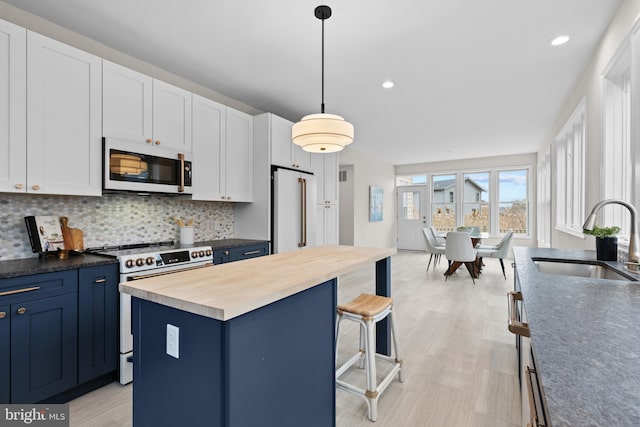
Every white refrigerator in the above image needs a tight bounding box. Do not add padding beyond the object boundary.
[273,168,317,253]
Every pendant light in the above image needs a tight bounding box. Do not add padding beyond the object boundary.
[292,5,354,153]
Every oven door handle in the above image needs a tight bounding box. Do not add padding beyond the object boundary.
[127,263,213,281]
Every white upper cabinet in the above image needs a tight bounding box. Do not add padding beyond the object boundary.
[103,60,192,152]
[312,152,339,205]
[225,107,253,202]
[192,95,252,202]
[102,60,152,143]
[152,80,192,152]
[26,31,102,196]
[0,19,26,194]
[191,94,225,201]
[270,114,312,172]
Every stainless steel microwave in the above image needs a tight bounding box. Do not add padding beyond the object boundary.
[103,137,192,195]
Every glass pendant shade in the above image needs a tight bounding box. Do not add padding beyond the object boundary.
[292,113,354,153]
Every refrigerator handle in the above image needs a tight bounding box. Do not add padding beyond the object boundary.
[298,177,307,247]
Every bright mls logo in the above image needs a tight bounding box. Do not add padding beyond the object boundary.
[0,405,68,427]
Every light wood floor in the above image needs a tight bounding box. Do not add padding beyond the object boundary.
[68,251,520,427]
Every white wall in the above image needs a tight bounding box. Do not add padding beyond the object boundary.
[396,153,538,249]
[339,148,396,249]
[541,0,640,250]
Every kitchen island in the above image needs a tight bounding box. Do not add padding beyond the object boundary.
[513,247,640,426]
[119,245,395,427]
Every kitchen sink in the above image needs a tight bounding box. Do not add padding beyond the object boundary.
[533,259,637,281]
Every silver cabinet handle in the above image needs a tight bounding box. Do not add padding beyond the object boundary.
[243,250,261,256]
[95,278,106,283]
[507,291,530,337]
[0,286,40,297]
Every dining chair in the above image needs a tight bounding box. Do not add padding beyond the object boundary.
[429,226,446,245]
[422,228,446,271]
[476,230,514,279]
[444,231,478,284]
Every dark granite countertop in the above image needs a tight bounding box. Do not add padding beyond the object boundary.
[0,239,269,280]
[513,247,640,426]
[0,253,118,280]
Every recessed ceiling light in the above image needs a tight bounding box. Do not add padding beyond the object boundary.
[550,35,571,46]
[381,80,396,89]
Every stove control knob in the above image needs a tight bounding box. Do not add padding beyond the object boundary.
[136,258,145,267]
[199,250,205,257]
[205,249,212,257]
[125,259,134,269]
[191,251,198,258]
[146,257,154,265]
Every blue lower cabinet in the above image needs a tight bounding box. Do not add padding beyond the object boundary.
[213,249,229,265]
[0,305,9,403]
[133,278,337,427]
[227,243,269,262]
[11,293,78,403]
[78,265,118,383]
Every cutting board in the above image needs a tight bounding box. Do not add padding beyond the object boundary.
[60,216,84,251]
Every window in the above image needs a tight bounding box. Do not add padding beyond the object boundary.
[499,169,528,234]
[603,47,632,238]
[555,98,586,237]
[432,174,456,231]
[402,191,420,220]
[426,169,529,235]
[396,175,427,186]
[463,172,490,232]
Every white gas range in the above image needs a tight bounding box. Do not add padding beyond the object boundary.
[88,241,213,384]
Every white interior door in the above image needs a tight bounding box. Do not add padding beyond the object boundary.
[397,185,427,250]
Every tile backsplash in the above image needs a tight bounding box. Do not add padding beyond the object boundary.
[0,193,233,260]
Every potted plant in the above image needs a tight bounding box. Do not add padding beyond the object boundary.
[584,225,621,261]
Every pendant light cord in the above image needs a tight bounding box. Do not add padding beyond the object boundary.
[321,16,325,114]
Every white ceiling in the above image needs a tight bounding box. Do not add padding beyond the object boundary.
[4,0,622,165]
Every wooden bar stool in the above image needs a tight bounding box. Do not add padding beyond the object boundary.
[335,293,404,421]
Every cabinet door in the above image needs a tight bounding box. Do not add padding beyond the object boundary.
[292,144,312,172]
[0,19,26,194]
[11,293,78,403]
[26,31,102,196]
[0,305,9,403]
[102,60,153,143]
[213,249,229,265]
[315,205,339,246]
[152,79,192,152]
[78,265,118,384]
[312,153,339,204]
[225,108,253,202]
[270,114,294,168]
[191,95,226,201]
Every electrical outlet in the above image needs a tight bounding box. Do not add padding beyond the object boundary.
[166,324,179,359]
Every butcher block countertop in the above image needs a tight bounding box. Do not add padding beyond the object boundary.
[119,245,396,321]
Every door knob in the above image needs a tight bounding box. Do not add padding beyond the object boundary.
[0,311,6,319]
[17,307,26,315]
[155,140,161,145]
[146,139,153,144]
[32,185,40,191]
[15,183,23,190]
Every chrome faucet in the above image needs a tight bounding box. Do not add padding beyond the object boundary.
[583,199,640,267]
